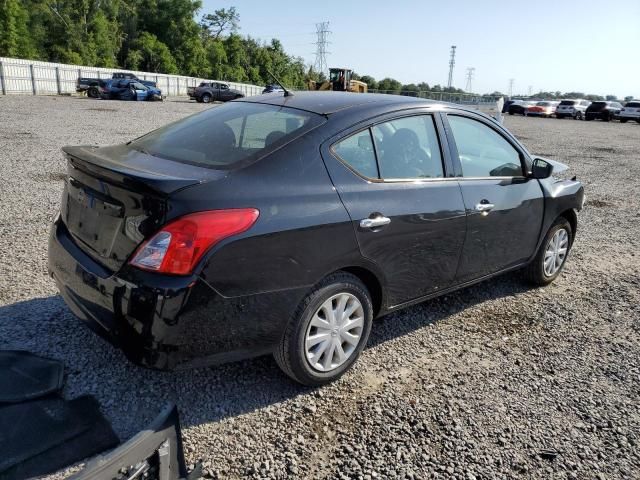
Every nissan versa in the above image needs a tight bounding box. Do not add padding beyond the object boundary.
[48,92,584,385]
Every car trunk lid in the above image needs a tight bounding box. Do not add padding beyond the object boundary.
[60,144,226,272]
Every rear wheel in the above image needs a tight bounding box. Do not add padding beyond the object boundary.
[524,217,572,286]
[201,93,212,103]
[87,86,100,98]
[274,272,373,386]
[620,118,628,123]
[557,114,564,119]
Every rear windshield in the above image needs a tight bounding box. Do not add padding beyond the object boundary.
[626,102,640,108]
[591,102,607,107]
[559,100,576,106]
[131,102,325,169]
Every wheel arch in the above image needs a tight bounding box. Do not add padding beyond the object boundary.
[337,266,384,318]
[559,208,578,244]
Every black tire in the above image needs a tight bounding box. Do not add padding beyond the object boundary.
[201,93,212,103]
[576,111,583,120]
[87,86,100,98]
[274,272,373,386]
[557,114,564,119]
[508,112,514,115]
[523,217,573,286]
[636,119,640,124]
[195,97,203,103]
[620,118,628,123]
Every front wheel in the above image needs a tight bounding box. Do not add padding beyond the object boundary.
[620,118,628,123]
[201,93,212,103]
[524,218,572,286]
[274,272,373,386]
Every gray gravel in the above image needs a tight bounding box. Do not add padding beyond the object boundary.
[0,96,639,479]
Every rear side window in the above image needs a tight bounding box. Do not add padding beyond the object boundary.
[372,115,444,179]
[626,102,640,108]
[132,103,324,169]
[333,130,378,178]
[447,115,523,178]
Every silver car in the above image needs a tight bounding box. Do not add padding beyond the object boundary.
[556,99,591,120]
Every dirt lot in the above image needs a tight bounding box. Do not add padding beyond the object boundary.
[0,96,638,479]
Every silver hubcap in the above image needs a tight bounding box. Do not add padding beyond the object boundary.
[544,228,569,277]
[305,293,364,372]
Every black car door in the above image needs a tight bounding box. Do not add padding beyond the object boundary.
[321,112,467,307]
[442,112,544,283]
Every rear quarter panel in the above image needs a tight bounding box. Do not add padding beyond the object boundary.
[172,130,365,298]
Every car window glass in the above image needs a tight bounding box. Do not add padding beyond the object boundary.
[447,115,523,177]
[372,115,444,179]
[133,103,323,169]
[333,130,378,179]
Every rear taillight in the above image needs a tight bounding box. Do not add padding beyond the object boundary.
[129,209,259,275]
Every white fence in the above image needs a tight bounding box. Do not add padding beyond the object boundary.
[0,57,263,97]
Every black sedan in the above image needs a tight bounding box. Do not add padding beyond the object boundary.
[48,92,584,385]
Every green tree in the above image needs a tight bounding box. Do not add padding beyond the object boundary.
[0,0,37,58]
[201,6,239,40]
[377,77,402,92]
[126,32,177,73]
[359,75,377,90]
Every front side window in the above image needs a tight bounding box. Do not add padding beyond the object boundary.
[333,130,378,178]
[372,115,444,179]
[447,115,523,177]
[132,103,324,169]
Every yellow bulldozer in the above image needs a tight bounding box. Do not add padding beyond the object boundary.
[308,68,368,93]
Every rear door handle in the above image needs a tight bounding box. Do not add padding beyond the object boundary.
[475,202,495,213]
[360,216,391,229]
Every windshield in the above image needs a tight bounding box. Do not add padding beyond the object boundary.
[132,102,325,169]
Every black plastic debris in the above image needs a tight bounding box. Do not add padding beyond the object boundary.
[70,404,200,480]
[0,350,64,403]
[0,395,119,480]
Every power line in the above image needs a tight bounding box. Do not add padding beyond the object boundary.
[465,67,475,93]
[447,45,456,88]
[313,22,331,74]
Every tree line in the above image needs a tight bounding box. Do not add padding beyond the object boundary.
[0,1,308,87]
[0,1,631,99]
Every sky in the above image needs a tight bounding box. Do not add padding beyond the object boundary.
[202,0,640,98]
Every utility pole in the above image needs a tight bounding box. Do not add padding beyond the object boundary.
[528,85,533,96]
[313,22,331,75]
[447,46,456,89]
[508,78,515,97]
[465,67,475,93]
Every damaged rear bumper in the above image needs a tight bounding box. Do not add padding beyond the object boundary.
[48,218,298,370]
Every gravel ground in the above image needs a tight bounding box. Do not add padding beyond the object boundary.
[0,95,639,480]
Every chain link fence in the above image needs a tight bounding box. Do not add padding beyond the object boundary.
[0,57,263,97]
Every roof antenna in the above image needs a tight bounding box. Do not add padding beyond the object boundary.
[266,68,294,97]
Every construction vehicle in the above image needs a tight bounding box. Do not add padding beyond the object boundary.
[308,68,368,93]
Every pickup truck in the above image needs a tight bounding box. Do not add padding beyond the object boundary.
[187,81,244,103]
[77,73,157,98]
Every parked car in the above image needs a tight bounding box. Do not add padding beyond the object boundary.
[585,101,623,121]
[77,72,157,98]
[48,92,584,385]
[192,82,244,103]
[262,84,285,94]
[619,100,640,123]
[526,101,559,118]
[99,79,163,101]
[508,100,536,115]
[555,99,591,119]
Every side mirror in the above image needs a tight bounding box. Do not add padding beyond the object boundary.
[530,158,553,179]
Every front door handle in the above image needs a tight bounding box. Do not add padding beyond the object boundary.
[360,216,391,229]
[475,202,495,213]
